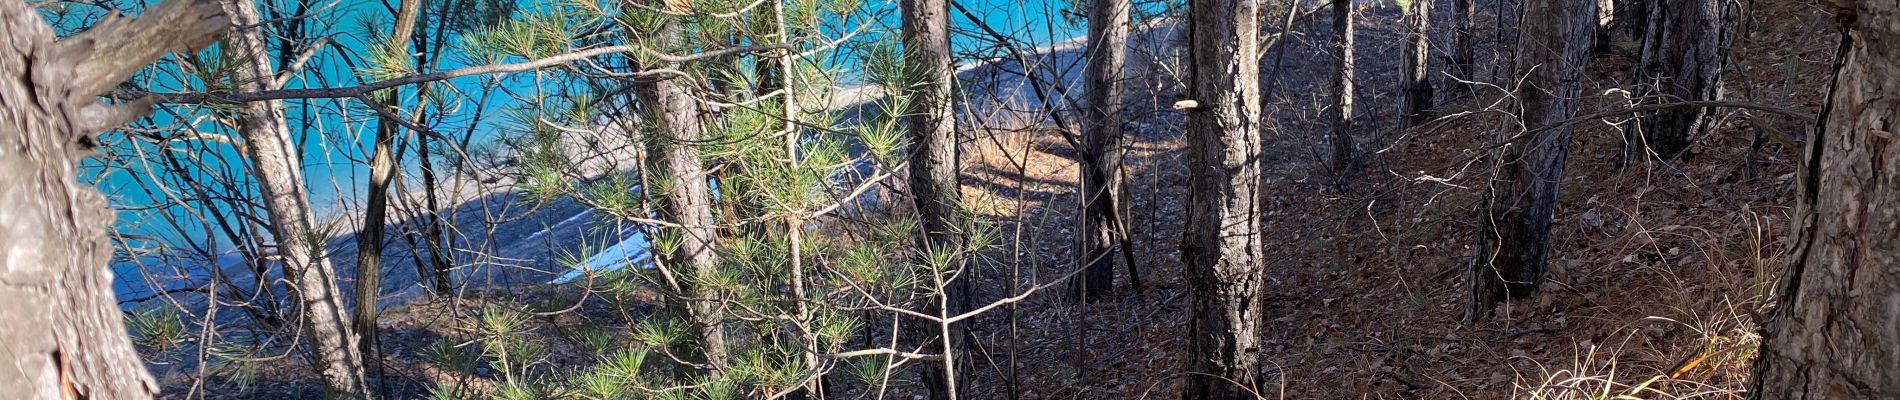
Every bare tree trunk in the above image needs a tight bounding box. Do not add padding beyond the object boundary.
[1401,0,1434,127]
[901,0,968,394]
[1463,0,1595,325]
[635,17,729,374]
[352,0,423,386]
[1623,0,1731,164]
[415,120,453,297]
[0,1,226,398]
[221,0,371,394]
[414,0,455,297]
[1182,0,1265,395]
[1453,0,1476,91]
[352,82,396,394]
[1750,2,1900,397]
[1329,0,1356,189]
[1075,0,1132,300]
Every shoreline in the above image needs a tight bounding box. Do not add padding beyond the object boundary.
[116,21,1170,312]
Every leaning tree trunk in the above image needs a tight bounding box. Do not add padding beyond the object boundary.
[901,0,969,394]
[1463,0,1595,325]
[1623,0,1731,164]
[1749,2,1900,398]
[1074,0,1133,300]
[1182,0,1265,395]
[1328,0,1355,189]
[352,0,423,378]
[1401,0,1434,127]
[222,0,371,395]
[0,1,227,398]
[635,16,729,374]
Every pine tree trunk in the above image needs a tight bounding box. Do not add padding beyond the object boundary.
[416,125,453,296]
[1453,0,1476,91]
[1401,0,1434,126]
[1329,0,1356,189]
[1749,2,1900,397]
[415,0,454,297]
[1463,0,1595,325]
[1182,0,1265,395]
[901,0,968,394]
[636,17,729,373]
[1624,0,1731,164]
[352,0,423,382]
[1599,0,1648,56]
[353,98,396,385]
[220,0,372,395]
[0,1,226,398]
[1075,0,1131,300]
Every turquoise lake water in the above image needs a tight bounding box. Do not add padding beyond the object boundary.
[88,0,1129,297]
[91,0,1099,242]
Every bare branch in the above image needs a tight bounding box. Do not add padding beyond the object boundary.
[138,43,792,104]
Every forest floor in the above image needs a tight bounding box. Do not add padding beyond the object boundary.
[956,0,1838,399]
[151,0,1843,398]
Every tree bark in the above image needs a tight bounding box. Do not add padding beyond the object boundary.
[901,0,968,394]
[0,1,226,398]
[1329,0,1356,189]
[635,16,729,374]
[1749,2,1900,398]
[1075,0,1132,300]
[415,139,452,296]
[1182,0,1265,395]
[414,0,456,297]
[352,0,423,384]
[0,2,226,398]
[1598,0,1648,56]
[1463,0,1595,325]
[1401,0,1434,127]
[1624,0,1731,164]
[1453,0,1476,91]
[221,0,371,394]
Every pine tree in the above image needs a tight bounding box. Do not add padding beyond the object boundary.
[901,0,971,395]
[353,0,426,383]
[457,0,947,396]
[1400,0,1434,126]
[1182,0,1267,395]
[1624,0,1733,164]
[1328,0,1356,189]
[1465,0,1597,325]
[1075,0,1136,300]
[221,0,372,393]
